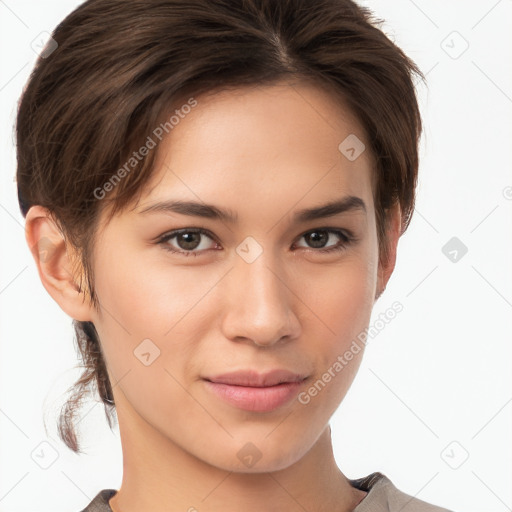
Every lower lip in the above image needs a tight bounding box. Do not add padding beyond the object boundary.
[204,380,303,412]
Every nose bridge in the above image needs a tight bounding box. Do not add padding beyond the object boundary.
[222,247,300,346]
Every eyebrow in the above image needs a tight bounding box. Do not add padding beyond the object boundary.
[137,195,366,223]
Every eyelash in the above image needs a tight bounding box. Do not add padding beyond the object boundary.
[156,227,356,257]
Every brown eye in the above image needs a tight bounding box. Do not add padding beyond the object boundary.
[295,229,353,253]
[175,232,202,250]
[158,228,218,256]
[304,230,329,248]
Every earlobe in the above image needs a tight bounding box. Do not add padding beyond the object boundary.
[375,203,402,301]
[25,205,94,322]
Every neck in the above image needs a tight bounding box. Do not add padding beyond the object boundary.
[109,395,367,512]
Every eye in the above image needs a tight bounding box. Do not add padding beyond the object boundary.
[157,228,219,257]
[157,227,355,257]
[293,228,354,254]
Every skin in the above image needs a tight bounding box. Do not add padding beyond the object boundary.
[26,79,401,512]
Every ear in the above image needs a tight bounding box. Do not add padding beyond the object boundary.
[375,202,402,301]
[25,205,94,321]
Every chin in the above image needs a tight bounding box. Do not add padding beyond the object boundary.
[197,436,312,474]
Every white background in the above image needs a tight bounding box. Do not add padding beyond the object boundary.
[0,1,511,511]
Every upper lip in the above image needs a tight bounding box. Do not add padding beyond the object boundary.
[204,369,308,387]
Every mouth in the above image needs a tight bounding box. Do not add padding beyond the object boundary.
[202,369,308,412]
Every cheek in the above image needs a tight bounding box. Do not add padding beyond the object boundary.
[298,244,378,401]
[291,267,374,427]
[305,250,377,344]
[91,254,207,426]
[93,239,216,336]
[333,254,377,340]
[90,245,223,390]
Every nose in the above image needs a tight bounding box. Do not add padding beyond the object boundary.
[220,252,301,347]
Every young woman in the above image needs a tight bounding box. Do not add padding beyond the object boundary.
[17,0,454,510]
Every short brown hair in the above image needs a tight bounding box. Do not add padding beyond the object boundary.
[16,0,423,452]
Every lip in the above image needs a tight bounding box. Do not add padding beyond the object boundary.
[203,370,308,412]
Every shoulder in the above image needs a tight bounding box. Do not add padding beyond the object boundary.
[350,472,455,512]
[78,489,117,512]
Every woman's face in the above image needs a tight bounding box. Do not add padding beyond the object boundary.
[89,80,391,472]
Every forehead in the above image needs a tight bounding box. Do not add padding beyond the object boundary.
[124,80,375,226]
